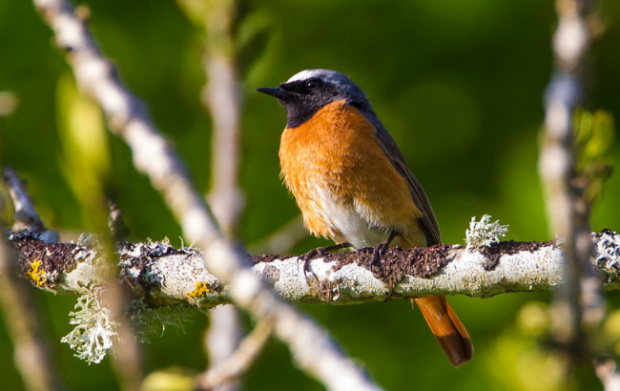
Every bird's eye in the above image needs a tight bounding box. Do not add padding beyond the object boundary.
[306,79,321,89]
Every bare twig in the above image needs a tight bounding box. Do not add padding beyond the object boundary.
[104,272,144,391]
[595,359,620,391]
[105,202,144,391]
[197,319,273,390]
[108,201,126,240]
[202,0,245,239]
[5,167,58,242]
[33,1,383,389]
[0,168,65,391]
[539,0,603,354]
[194,1,248,388]
[249,215,308,255]
[205,306,243,391]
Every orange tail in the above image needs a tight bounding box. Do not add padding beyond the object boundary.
[414,296,473,367]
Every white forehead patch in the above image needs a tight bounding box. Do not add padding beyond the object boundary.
[286,69,324,83]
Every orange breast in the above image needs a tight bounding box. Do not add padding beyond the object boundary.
[279,100,423,247]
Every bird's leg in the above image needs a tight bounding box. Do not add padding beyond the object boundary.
[372,230,398,267]
[303,242,351,280]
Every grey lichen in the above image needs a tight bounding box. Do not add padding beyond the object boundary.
[61,293,118,364]
[465,215,509,250]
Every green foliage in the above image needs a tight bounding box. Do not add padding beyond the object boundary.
[574,109,615,205]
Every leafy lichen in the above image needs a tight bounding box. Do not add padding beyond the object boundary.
[61,294,118,364]
[465,215,509,250]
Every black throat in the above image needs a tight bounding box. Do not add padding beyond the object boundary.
[284,99,330,128]
[280,82,342,128]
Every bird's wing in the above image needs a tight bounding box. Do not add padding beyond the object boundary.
[374,125,441,245]
[353,102,441,245]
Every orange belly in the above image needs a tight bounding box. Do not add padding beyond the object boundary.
[279,100,424,248]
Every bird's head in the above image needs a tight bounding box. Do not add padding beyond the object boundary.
[257,69,369,128]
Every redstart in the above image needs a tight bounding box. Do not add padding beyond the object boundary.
[257,69,473,367]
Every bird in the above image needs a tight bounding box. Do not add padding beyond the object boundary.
[257,69,473,367]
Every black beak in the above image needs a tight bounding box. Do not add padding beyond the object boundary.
[256,87,289,99]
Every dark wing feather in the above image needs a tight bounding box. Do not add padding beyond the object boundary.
[355,104,441,245]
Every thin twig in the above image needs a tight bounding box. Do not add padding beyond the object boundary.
[539,0,603,355]
[105,201,144,390]
[202,0,245,239]
[249,215,308,255]
[5,166,58,242]
[32,1,384,389]
[197,319,274,390]
[595,359,620,391]
[198,1,247,389]
[205,306,243,391]
[0,168,65,391]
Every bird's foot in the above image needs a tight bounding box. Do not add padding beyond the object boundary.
[371,241,389,270]
[302,242,351,281]
[371,231,398,270]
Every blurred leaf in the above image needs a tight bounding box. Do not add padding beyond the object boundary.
[175,0,209,27]
[236,12,273,79]
[56,73,111,230]
[573,109,615,205]
[487,302,568,391]
[142,368,195,391]
[517,301,551,338]
[601,309,620,356]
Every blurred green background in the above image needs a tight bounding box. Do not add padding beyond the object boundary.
[1,0,620,390]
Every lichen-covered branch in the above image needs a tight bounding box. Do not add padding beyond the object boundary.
[33,1,382,389]
[5,168,144,388]
[0,169,66,391]
[0,236,66,391]
[10,230,620,308]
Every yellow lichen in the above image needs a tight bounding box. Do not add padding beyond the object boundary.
[28,260,46,287]
[186,282,210,297]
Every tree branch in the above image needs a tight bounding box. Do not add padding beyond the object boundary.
[9,230,620,307]
[0,168,65,391]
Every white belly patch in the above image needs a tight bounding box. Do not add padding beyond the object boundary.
[314,186,391,248]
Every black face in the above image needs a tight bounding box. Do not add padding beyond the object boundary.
[257,77,344,128]
[258,70,371,128]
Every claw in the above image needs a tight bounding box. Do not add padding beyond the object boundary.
[371,230,398,269]
[302,242,351,282]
